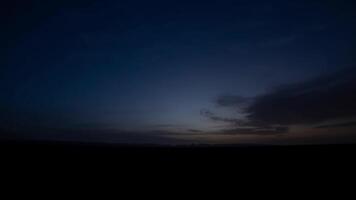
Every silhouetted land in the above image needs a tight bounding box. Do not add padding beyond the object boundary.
[1,139,355,160]
[1,139,356,179]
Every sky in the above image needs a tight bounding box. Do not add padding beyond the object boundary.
[1,0,356,144]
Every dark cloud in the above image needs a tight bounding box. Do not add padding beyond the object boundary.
[218,126,289,136]
[0,128,186,145]
[246,67,356,126]
[206,67,356,135]
[200,109,245,126]
[216,95,253,108]
[315,121,356,129]
[148,124,183,129]
[200,109,288,136]
[187,129,203,133]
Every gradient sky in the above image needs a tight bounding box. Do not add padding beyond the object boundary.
[1,0,356,144]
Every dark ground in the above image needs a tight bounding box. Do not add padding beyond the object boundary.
[0,140,352,197]
[1,140,355,184]
[1,140,355,163]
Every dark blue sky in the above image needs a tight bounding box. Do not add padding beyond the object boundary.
[1,0,356,144]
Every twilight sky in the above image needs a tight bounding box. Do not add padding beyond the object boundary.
[1,0,356,144]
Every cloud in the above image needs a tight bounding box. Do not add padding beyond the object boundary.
[187,129,203,133]
[200,108,288,136]
[0,128,187,145]
[246,67,356,126]
[148,124,183,129]
[315,121,356,129]
[216,95,253,108]
[200,109,245,126]
[218,126,289,136]
[204,67,356,135]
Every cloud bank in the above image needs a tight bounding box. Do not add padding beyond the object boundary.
[203,67,356,135]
